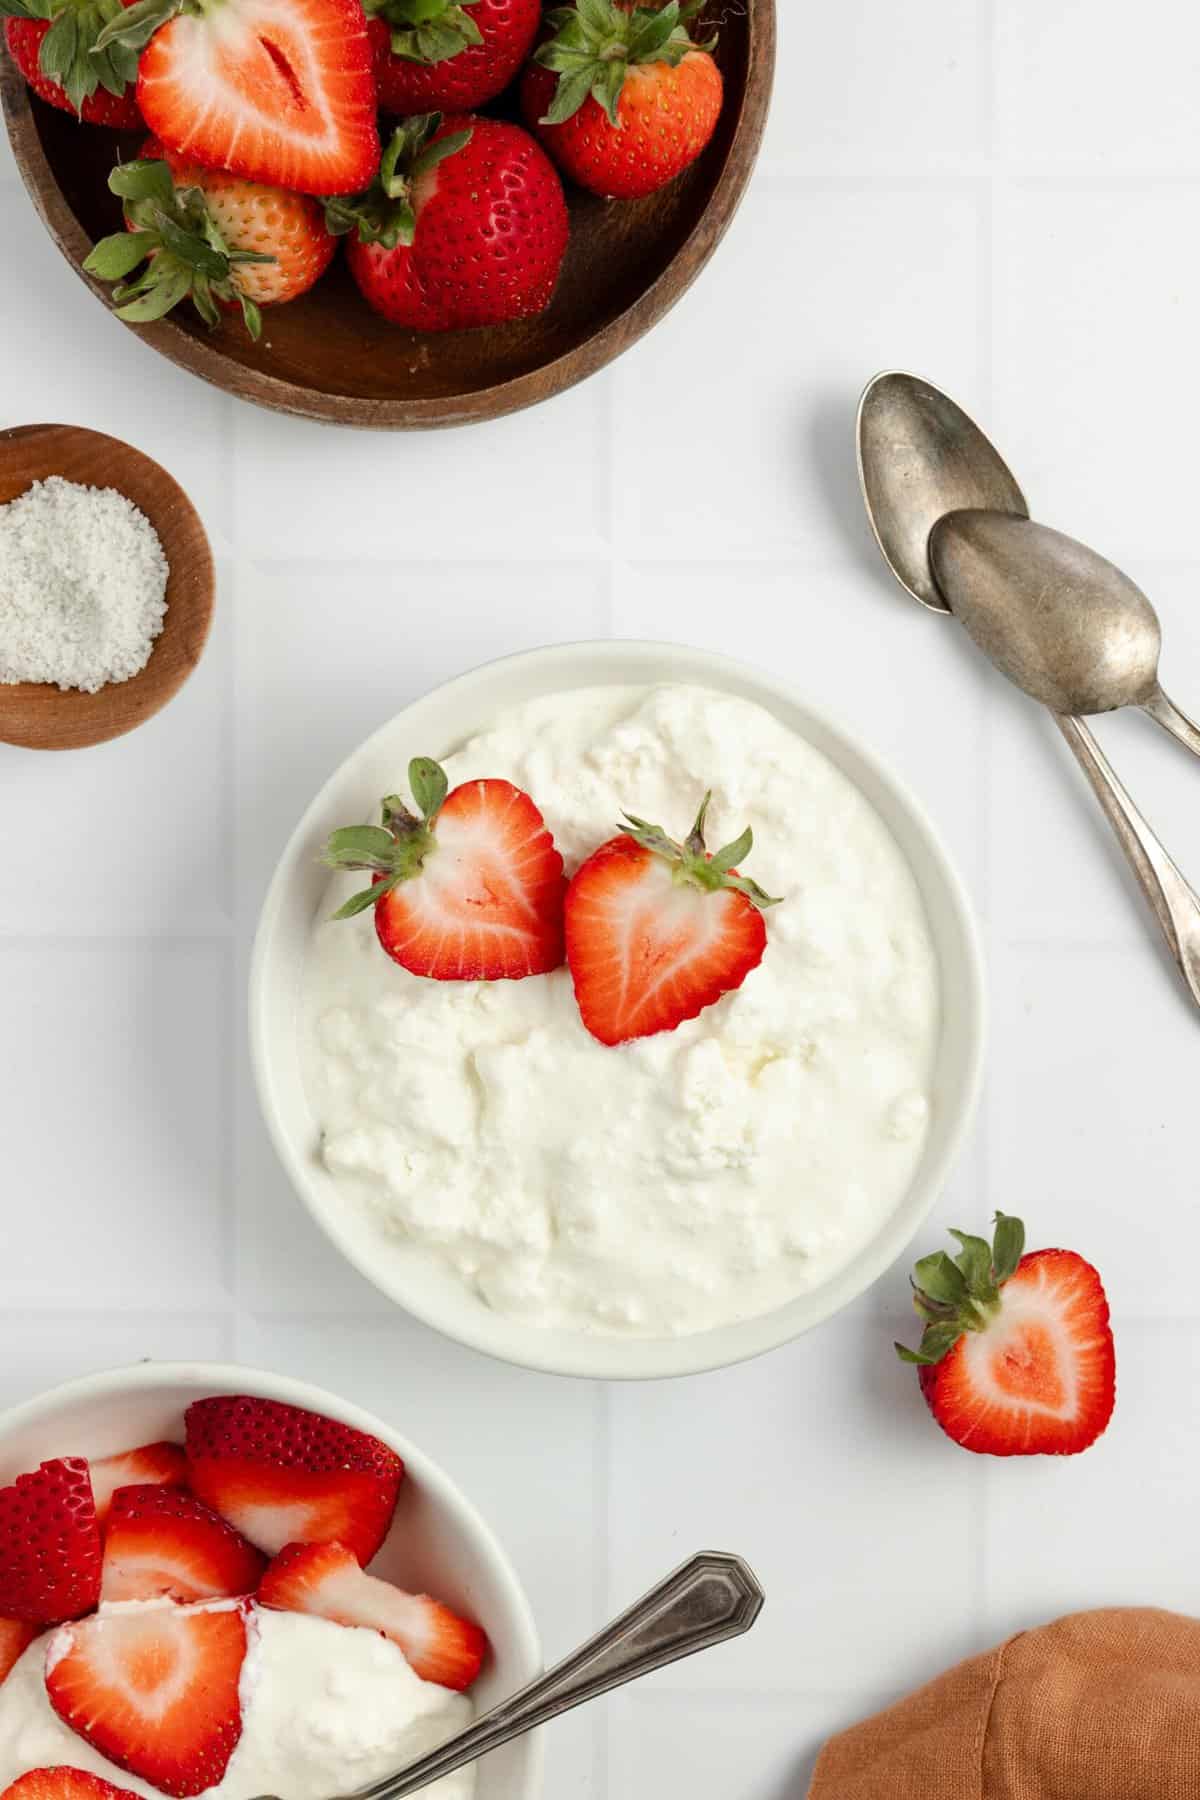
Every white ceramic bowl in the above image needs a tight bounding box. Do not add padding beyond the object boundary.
[251,640,986,1381]
[0,1361,542,1800]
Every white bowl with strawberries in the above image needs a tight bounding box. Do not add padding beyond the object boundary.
[251,641,986,1380]
[0,1363,541,1800]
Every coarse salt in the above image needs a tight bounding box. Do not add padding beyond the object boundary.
[0,476,169,693]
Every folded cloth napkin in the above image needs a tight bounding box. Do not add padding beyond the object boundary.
[808,1608,1200,1798]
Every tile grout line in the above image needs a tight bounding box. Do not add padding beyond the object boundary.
[593,1381,612,1800]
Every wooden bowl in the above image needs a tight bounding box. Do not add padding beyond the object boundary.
[0,4,775,430]
[0,424,214,751]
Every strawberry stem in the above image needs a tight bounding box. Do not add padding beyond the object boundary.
[323,758,451,920]
[533,0,717,127]
[619,791,781,911]
[895,1213,1027,1366]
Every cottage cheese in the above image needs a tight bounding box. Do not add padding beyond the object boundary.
[301,684,941,1338]
[0,1606,473,1800]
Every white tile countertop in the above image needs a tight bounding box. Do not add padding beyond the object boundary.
[3,3,1200,1795]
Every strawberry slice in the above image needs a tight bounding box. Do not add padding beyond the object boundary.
[1,1771,144,1800]
[322,757,566,981]
[185,1396,404,1564]
[897,1212,1116,1457]
[101,1485,266,1604]
[0,1460,101,1625]
[258,1542,486,1691]
[0,1619,38,1685]
[88,1442,187,1527]
[45,1602,248,1799]
[564,792,780,1046]
[95,0,380,196]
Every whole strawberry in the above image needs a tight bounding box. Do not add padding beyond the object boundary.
[3,0,142,126]
[328,114,569,332]
[897,1213,1116,1457]
[83,148,336,338]
[520,0,723,201]
[366,0,541,114]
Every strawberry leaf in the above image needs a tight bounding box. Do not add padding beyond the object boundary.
[331,882,392,921]
[948,1228,994,1292]
[368,0,482,64]
[83,228,158,280]
[93,0,180,53]
[534,0,715,123]
[322,826,398,871]
[895,1321,962,1366]
[912,1251,969,1306]
[409,757,449,823]
[992,1212,1025,1283]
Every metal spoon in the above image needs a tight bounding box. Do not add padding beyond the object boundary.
[256,1552,764,1800]
[856,371,1200,1009]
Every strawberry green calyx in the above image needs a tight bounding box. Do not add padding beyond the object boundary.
[82,157,273,338]
[323,759,451,920]
[620,791,781,912]
[365,0,482,65]
[0,0,139,113]
[324,115,472,249]
[534,0,716,127]
[895,1213,1027,1367]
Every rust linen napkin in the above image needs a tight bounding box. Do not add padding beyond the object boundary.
[808,1608,1200,1798]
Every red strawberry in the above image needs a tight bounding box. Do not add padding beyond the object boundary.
[0,1619,38,1685]
[3,0,142,127]
[88,1442,187,1527]
[94,0,379,195]
[564,792,778,1046]
[46,1604,247,1799]
[84,145,337,339]
[366,0,540,115]
[521,0,723,200]
[185,1396,404,1564]
[897,1213,1117,1457]
[322,756,567,979]
[328,115,568,331]
[259,1542,487,1691]
[1,1772,143,1800]
[0,1460,101,1625]
[101,1485,266,1604]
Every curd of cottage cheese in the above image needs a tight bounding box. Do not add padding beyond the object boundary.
[0,1606,473,1800]
[301,683,941,1338]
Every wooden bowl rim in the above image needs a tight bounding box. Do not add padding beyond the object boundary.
[0,2,776,430]
[0,421,216,751]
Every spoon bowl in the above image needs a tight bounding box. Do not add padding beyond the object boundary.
[856,370,1028,612]
[0,424,214,752]
[929,512,1162,714]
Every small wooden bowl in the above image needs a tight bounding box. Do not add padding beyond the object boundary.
[0,423,214,751]
[0,3,775,430]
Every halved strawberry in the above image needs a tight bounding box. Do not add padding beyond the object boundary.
[258,1542,486,1690]
[322,757,567,980]
[897,1213,1116,1457]
[95,0,379,195]
[101,1485,266,1604]
[0,1459,101,1625]
[1,1771,143,1800]
[564,792,779,1046]
[88,1442,186,1527]
[0,1618,38,1685]
[45,1602,247,1799]
[185,1396,404,1564]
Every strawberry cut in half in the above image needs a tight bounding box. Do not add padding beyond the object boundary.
[322,756,567,980]
[896,1212,1116,1457]
[88,1441,187,1527]
[0,1459,101,1625]
[185,1396,404,1564]
[0,1619,38,1686]
[564,791,779,1046]
[258,1542,487,1691]
[1,1771,144,1800]
[94,0,380,195]
[101,1484,266,1604]
[46,1602,248,1799]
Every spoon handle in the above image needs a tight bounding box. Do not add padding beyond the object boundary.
[348,1553,764,1800]
[1055,714,1200,1007]
[1142,684,1200,759]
